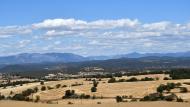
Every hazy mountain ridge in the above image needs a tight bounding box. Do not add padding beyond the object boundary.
[0,53,87,65]
[1,56,190,77]
[1,51,190,65]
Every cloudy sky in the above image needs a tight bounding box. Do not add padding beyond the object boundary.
[0,0,190,56]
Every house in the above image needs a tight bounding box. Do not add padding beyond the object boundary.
[79,67,105,77]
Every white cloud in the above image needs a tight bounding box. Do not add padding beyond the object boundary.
[1,18,190,55]
[32,18,139,30]
[18,40,31,48]
[0,25,32,37]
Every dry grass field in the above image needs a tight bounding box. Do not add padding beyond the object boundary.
[1,100,190,107]
[1,74,190,107]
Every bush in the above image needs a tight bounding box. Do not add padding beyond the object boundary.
[164,93,177,101]
[126,77,138,82]
[34,95,40,102]
[22,89,35,96]
[141,93,163,101]
[40,81,44,85]
[118,79,125,82]
[180,87,188,93]
[141,77,154,81]
[41,86,46,91]
[93,80,99,87]
[68,101,73,104]
[157,84,167,93]
[56,84,61,88]
[80,94,91,99]
[10,91,14,95]
[91,87,97,92]
[116,96,123,103]
[12,94,26,101]
[163,77,170,80]
[97,102,101,104]
[0,95,5,100]
[177,97,184,102]
[34,87,38,92]
[167,83,175,89]
[63,90,75,98]
[62,85,67,88]
[108,78,116,83]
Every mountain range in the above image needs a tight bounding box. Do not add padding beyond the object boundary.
[1,51,190,65]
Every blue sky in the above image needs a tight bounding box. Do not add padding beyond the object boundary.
[0,0,190,56]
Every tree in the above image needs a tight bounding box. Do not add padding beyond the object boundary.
[64,90,75,98]
[10,91,14,95]
[0,94,5,100]
[34,87,38,93]
[35,95,40,102]
[91,87,97,92]
[167,83,175,89]
[157,84,166,93]
[40,81,44,85]
[41,86,46,91]
[22,89,34,96]
[93,80,99,87]
[116,96,123,103]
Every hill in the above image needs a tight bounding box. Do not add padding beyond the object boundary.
[1,56,190,77]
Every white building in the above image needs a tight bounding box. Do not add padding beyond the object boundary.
[79,67,105,76]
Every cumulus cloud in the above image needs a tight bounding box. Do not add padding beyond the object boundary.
[32,18,139,30]
[0,18,190,56]
[0,25,32,37]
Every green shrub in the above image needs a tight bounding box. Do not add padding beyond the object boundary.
[80,94,91,99]
[180,87,188,93]
[118,79,125,82]
[116,96,123,103]
[62,85,67,88]
[40,81,44,85]
[93,80,99,87]
[41,86,46,91]
[126,77,138,82]
[34,95,40,102]
[141,77,154,81]
[34,87,38,92]
[0,95,5,100]
[12,94,26,101]
[56,84,61,88]
[91,87,97,92]
[108,78,116,83]
[177,97,184,102]
[22,88,35,96]
[63,90,75,98]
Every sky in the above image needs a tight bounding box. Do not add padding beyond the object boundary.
[0,0,190,56]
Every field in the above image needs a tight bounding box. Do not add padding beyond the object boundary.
[1,74,190,107]
[1,100,190,107]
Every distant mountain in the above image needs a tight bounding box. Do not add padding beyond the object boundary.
[0,51,190,65]
[114,51,190,58]
[0,53,87,65]
[1,56,190,77]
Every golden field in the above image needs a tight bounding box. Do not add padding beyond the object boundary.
[1,74,190,107]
